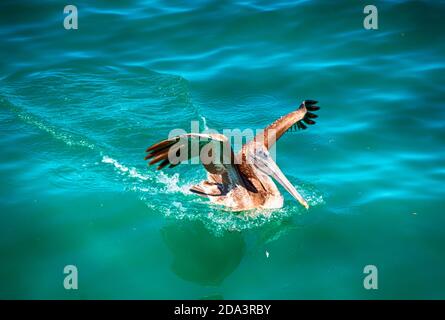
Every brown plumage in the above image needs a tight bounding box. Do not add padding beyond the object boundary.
[145,100,320,211]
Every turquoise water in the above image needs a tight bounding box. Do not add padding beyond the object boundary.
[1,0,445,299]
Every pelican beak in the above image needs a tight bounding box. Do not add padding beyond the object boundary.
[251,148,309,209]
[271,165,309,209]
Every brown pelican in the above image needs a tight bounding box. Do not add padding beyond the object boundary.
[145,100,320,211]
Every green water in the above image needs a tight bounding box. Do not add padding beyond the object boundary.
[1,0,445,299]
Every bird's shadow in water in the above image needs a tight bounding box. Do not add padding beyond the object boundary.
[161,220,245,287]
[160,202,316,289]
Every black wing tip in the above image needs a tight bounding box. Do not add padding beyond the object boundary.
[297,99,320,130]
[299,100,320,111]
[303,99,318,105]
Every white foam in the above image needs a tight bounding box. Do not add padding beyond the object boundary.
[16,111,95,150]
[101,155,190,194]
[102,155,128,171]
[157,171,191,194]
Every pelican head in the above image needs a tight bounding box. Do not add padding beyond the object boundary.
[248,144,309,209]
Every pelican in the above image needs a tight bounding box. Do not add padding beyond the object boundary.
[145,100,320,211]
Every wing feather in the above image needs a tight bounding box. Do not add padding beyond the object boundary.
[145,133,234,173]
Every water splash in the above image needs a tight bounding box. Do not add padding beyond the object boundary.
[100,156,323,236]
[101,155,150,181]
[100,155,191,195]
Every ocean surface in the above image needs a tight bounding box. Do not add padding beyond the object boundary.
[1,0,444,299]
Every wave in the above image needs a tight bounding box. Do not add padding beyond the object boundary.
[2,98,96,151]
[4,100,324,236]
[1,65,324,237]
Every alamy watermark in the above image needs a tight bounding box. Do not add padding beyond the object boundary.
[363,265,378,290]
[149,121,278,171]
[363,5,378,30]
[63,264,78,290]
[64,5,78,30]
[62,5,379,32]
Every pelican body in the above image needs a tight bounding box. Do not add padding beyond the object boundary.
[145,100,320,211]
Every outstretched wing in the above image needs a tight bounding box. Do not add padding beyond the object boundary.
[253,100,320,150]
[145,133,235,173]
